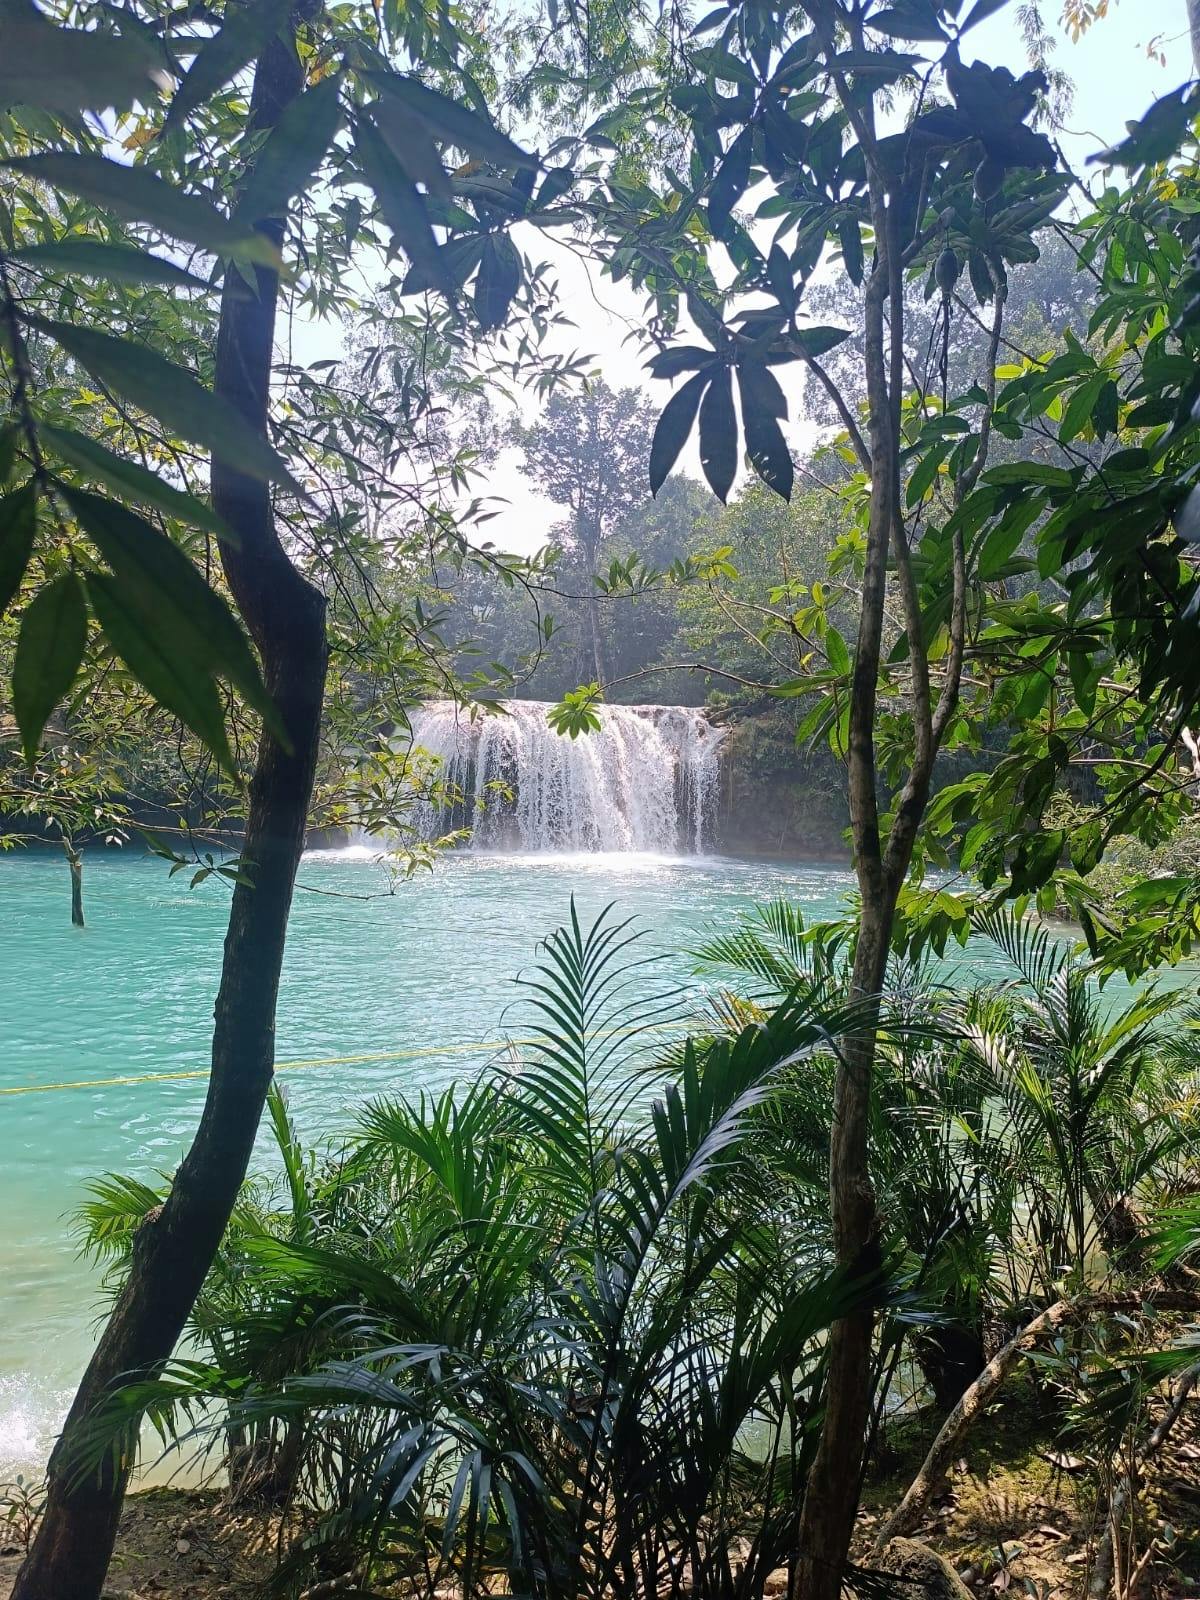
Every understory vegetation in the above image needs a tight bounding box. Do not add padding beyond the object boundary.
[70,904,1200,1599]
[5,0,1200,1597]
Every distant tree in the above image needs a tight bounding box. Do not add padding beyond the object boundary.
[517,381,657,684]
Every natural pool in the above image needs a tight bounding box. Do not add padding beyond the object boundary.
[0,844,1126,1477]
[1,846,862,1474]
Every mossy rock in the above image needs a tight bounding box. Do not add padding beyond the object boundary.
[867,1538,972,1599]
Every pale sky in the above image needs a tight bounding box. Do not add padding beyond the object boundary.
[295,0,1194,555]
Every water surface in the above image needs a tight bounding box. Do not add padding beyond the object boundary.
[1,847,864,1474]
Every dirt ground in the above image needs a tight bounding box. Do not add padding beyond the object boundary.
[0,1487,276,1600]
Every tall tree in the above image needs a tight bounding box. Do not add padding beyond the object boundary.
[518,381,657,684]
[0,2,576,1593]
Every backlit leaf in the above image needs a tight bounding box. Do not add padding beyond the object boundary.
[235,74,344,224]
[649,371,709,496]
[0,482,38,618]
[85,571,234,772]
[13,571,87,765]
[474,235,521,330]
[367,72,536,169]
[0,12,166,115]
[62,487,281,740]
[164,0,289,133]
[698,366,738,503]
[40,424,233,540]
[25,317,299,491]
[2,155,278,266]
[11,239,210,291]
[356,119,454,300]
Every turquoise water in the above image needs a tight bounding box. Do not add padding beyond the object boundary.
[1,845,873,1476]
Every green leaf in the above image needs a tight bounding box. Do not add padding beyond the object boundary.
[25,317,299,491]
[10,239,210,291]
[2,155,277,266]
[164,0,289,133]
[0,482,38,618]
[698,366,737,503]
[13,571,87,764]
[708,125,753,237]
[85,571,234,772]
[789,324,851,358]
[0,423,17,486]
[1010,829,1064,895]
[235,74,344,225]
[0,12,166,115]
[356,119,454,300]
[739,366,792,500]
[61,488,281,741]
[40,424,232,540]
[367,72,536,169]
[473,235,522,331]
[650,371,708,496]
[825,626,850,676]
[984,461,1073,490]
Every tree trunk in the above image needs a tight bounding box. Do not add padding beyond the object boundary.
[792,160,901,1600]
[1190,0,1200,76]
[64,837,83,928]
[587,589,608,687]
[11,20,327,1600]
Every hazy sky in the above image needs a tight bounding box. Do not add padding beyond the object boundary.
[299,0,1194,554]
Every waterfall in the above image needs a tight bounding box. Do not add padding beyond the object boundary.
[408,700,724,854]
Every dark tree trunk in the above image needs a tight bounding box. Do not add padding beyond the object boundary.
[64,838,83,927]
[11,19,327,1600]
[587,590,608,687]
[917,1321,988,1415]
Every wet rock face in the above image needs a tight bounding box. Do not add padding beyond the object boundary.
[871,1538,973,1600]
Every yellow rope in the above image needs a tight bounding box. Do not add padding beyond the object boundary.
[0,1026,673,1098]
[0,1038,516,1098]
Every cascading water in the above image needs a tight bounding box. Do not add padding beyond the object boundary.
[408,700,724,854]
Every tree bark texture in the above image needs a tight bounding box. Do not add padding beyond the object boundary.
[12,19,327,1600]
[64,838,83,928]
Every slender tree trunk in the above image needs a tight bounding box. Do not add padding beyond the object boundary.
[1190,0,1200,76]
[11,19,326,1600]
[587,590,608,686]
[793,143,902,1600]
[64,837,83,928]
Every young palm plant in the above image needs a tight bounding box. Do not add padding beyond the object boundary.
[76,904,878,1600]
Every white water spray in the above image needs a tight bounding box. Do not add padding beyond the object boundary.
[408,700,724,854]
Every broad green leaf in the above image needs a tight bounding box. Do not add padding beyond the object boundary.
[741,392,793,500]
[26,317,299,491]
[61,488,282,741]
[3,155,278,266]
[85,571,234,772]
[788,325,851,359]
[0,13,166,115]
[473,234,521,330]
[650,371,709,496]
[0,423,17,485]
[708,126,753,237]
[235,74,344,224]
[356,119,454,300]
[698,366,737,503]
[0,482,38,617]
[10,239,210,291]
[825,626,850,676]
[40,424,233,540]
[984,461,1073,490]
[164,0,289,132]
[13,571,88,764]
[367,72,536,169]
